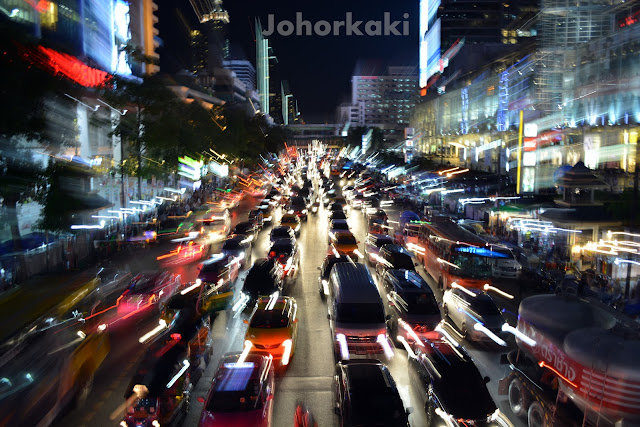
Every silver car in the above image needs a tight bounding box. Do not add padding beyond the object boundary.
[442,287,507,343]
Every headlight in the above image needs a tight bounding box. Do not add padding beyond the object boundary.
[302,209,308,214]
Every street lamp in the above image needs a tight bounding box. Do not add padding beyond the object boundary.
[97,98,129,208]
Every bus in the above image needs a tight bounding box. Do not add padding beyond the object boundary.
[407,217,511,290]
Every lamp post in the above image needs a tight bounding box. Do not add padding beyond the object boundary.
[97,99,128,208]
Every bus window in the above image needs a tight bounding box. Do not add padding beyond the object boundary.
[448,253,492,279]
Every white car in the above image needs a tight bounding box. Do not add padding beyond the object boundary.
[442,287,508,344]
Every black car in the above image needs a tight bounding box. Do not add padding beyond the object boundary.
[381,269,441,343]
[288,196,309,221]
[221,234,253,269]
[334,360,411,427]
[408,338,499,426]
[328,210,348,223]
[232,221,259,241]
[270,226,296,243]
[317,254,358,298]
[242,258,284,302]
[375,244,418,279]
[268,238,300,281]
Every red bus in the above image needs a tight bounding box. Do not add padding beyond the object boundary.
[406,217,510,290]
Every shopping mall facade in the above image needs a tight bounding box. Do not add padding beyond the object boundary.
[411,1,640,194]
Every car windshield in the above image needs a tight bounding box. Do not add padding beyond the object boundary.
[336,303,385,323]
[449,253,493,279]
[331,222,350,231]
[375,237,394,247]
[222,240,242,250]
[128,276,158,293]
[331,212,347,220]
[234,223,251,233]
[207,367,263,412]
[388,253,414,270]
[250,310,289,328]
[336,234,357,245]
[397,292,440,315]
[270,241,293,255]
[471,298,501,316]
[271,228,291,239]
[201,259,226,273]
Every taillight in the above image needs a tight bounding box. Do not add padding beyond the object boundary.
[269,251,276,258]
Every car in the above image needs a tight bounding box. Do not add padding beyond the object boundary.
[351,193,366,209]
[268,238,300,282]
[242,258,284,303]
[311,199,321,214]
[198,353,275,427]
[287,196,309,221]
[122,334,191,427]
[317,254,359,298]
[329,230,360,257]
[328,219,351,242]
[334,360,411,427]
[118,271,181,317]
[363,233,394,265]
[280,213,302,236]
[200,209,231,242]
[374,244,417,279]
[441,287,508,343]
[248,209,265,230]
[221,234,253,269]
[381,269,441,344]
[269,226,296,244]
[267,188,282,202]
[408,337,503,426]
[328,202,345,213]
[328,210,348,223]
[195,253,241,313]
[257,201,276,223]
[232,221,259,241]
[244,296,299,367]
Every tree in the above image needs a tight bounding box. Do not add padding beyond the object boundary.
[0,19,73,250]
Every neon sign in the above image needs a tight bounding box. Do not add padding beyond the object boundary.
[21,45,109,87]
[454,246,509,258]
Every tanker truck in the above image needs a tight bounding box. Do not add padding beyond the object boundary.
[498,294,640,427]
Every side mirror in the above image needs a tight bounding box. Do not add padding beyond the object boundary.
[406,407,414,415]
[327,313,331,320]
[266,394,274,401]
[499,353,509,365]
[243,319,249,324]
[317,267,321,271]
[197,396,205,403]
[484,376,491,384]
[386,314,392,321]
[293,318,299,323]
[334,405,341,415]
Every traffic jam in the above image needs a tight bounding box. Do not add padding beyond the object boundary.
[1,146,639,427]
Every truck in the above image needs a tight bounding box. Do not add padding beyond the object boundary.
[498,294,640,427]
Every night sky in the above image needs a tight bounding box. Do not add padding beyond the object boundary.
[159,0,420,122]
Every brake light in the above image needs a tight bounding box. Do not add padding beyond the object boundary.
[269,251,276,258]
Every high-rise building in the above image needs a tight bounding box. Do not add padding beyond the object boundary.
[256,19,272,118]
[223,59,257,93]
[342,64,419,139]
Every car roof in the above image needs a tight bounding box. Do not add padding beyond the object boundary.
[330,219,349,226]
[331,264,379,304]
[334,230,355,238]
[340,360,398,395]
[386,269,432,292]
[281,214,299,221]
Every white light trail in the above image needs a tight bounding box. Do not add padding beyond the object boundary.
[474,323,507,346]
[336,333,350,360]
[396,335,416,358]
[139,319,168,343]
[483,284,514,300]
[236,340,253,365]
[166,360,190,388]
[502,323,536,347]
[398,318,425,346]
[377,334,394,359]
[281,339,293,365]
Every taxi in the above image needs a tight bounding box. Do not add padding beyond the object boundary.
[244,295,298,367]
[279,213,301,236]
[329,230,360,257]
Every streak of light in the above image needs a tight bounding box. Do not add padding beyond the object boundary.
[236,340,253,365]
[502,323,536,347]
[474,323,507,346]
[281,339,293,365]
[166,360,190,388]
[336,333,349,360]
[138,319,168,343]
[483,284,514,300]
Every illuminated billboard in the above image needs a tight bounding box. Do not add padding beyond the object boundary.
[112,0,133,76]
[83,0,114,72]
[419,0,441,89]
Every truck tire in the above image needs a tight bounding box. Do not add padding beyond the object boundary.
[527,401,545,427]
[508,378,528,417]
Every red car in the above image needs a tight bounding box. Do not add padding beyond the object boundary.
[198,353,275,427]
